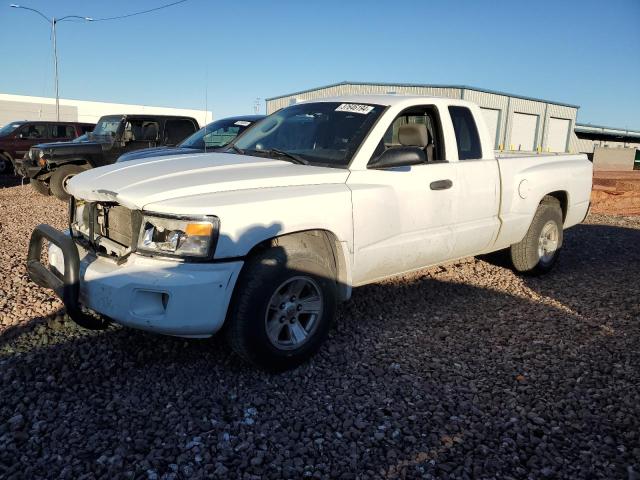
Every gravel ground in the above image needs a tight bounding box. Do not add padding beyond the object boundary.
[1,176,639,479]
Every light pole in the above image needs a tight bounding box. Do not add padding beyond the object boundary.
[10,4,93,121]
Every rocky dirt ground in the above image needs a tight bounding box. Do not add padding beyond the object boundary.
[1,176,639,479]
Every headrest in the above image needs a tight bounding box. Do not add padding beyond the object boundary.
[142,123,158,140]
[398,124,429,147]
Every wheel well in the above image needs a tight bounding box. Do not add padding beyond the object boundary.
[543,191,568,222]
[244,229,351,302]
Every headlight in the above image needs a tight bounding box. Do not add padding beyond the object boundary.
[71,199,90,236]
[37,150,47,167]
[136,213,219,259]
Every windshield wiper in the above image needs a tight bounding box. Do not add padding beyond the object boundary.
[263,148,309,165]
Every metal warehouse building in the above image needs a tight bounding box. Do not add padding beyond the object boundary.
[265,81,630,155]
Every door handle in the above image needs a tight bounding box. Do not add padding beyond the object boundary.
[430,179,453,190]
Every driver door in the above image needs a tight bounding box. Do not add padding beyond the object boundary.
[349,106,458,285]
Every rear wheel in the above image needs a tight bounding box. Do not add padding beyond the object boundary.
[50,164,86,201]
[225,242,337,371]
[30,178,51,196]
[0,153,13,175]
[510,196,563,275]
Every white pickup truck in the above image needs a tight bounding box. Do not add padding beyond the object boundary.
[27,95,592,370]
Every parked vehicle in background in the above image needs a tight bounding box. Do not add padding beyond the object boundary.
[117,115,264,163]
[19,114,199,200]
[27,95,592,370]
[0,120,94,175]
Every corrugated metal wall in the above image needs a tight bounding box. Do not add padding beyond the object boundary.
[265,83,580,153]
[266,84,462,113]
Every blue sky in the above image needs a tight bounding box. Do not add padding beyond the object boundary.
[0,0,638,128]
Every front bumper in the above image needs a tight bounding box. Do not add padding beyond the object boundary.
[27,224,243,337]
[13,156,43,178]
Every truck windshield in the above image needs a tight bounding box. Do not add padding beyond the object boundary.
[180,118,255,149]
[92,116,123,136]
[233,102,385,168]
[0,122,23,136]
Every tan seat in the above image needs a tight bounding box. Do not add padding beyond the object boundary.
[398,124,434,162]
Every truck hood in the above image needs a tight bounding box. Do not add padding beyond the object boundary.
[117,146,202,163]
[34,140,105,155]
[66,152,350,210]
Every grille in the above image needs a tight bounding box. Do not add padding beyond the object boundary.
[102,205,135,247]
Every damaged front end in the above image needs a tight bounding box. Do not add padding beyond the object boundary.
[26,198,142,330]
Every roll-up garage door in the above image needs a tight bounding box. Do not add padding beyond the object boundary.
[510,112,539,151]
[547,117,570,152]
[481,108,500,148]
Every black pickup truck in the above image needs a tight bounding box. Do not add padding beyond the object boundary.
[18,114,199,200]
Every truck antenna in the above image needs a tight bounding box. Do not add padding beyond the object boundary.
[204,67,208,153]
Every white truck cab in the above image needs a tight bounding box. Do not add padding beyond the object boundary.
[27,95,592,370]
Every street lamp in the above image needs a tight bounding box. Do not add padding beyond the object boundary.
[10,4,93,121]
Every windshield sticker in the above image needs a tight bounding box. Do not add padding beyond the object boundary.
[234,121,251,126]
[335,103,375,115]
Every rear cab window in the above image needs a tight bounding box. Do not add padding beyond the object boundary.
[164,119,198,145]
[448,106,482,160]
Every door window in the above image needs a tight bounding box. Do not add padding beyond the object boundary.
[20,124,47,140]
[201,126,240,148]
[124,120,160,142]
[370,106,444,164]
[51,124,76,139]
[449,106,482,160]
[164,119,197,145]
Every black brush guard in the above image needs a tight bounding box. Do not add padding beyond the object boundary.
[27,224,109,330]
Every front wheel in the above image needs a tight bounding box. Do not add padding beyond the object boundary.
[510,196,563,275]
[225,245,337,371]
[50,164,87,201]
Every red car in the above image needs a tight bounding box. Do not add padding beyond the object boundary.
[0,120,94,174]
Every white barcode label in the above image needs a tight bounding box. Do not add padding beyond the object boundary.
[234,121,251,126]
[335,103,374,115]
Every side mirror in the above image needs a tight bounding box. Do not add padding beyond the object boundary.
[368,146,426,169]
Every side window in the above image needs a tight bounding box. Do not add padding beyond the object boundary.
[20,124,48,139]
[202,126,241,147]
[370,106,444,163]
[164,120,197,145]
[80,125,94,134]
[51,124,75,139]
[125,120,160,142]
[448,106,482,160]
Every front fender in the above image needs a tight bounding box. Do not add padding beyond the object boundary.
[48,157,90,169]
[143,184,354,260]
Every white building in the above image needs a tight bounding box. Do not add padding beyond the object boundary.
[0,93,212,127]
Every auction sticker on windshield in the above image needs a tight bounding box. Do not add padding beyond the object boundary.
[335,103,375,115]
[235,121,252,126]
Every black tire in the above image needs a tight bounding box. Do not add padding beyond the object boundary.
[50,164,86,201]
[30,178,51,196]
[225,240,337,371]
[0,153,13,175]
[510,196,563,275]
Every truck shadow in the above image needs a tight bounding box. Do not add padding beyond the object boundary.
[0,173,23,188]
[478,221,640,320]
[1,220,638,478]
